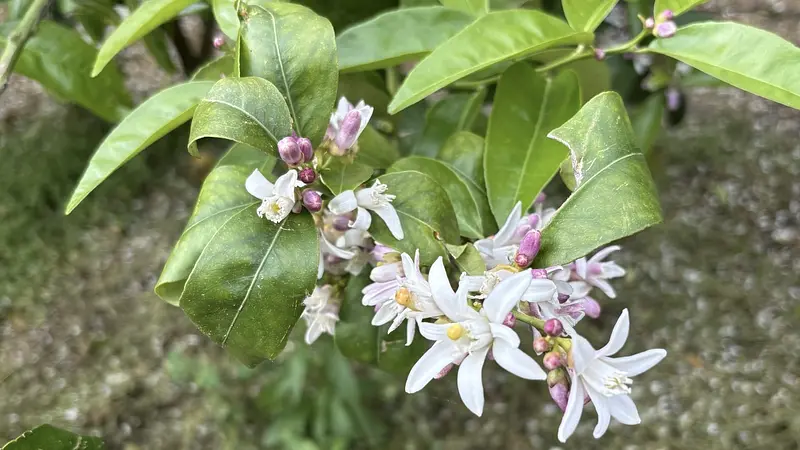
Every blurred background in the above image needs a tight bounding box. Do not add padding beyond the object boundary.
[1,0,799,448]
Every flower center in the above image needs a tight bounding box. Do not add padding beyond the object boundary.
[447,323,466,341]
[603,371,633,396]
[394,287,412,307]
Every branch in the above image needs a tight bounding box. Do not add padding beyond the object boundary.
[0,0,51,95]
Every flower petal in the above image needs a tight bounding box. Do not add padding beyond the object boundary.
[320,232,355,259]
[245,169,274,200]
[305,320,323,345]
[608,394,641,425]
[334,96,351,123]
[601,261,626,278]
[484,269,531,324]
[405,340,458,394]
[570,333,596,375]
[372,205,404,240]
[494,201,522,245]
[328,190,358,215]
[429,257,459,316]
[592,278,617,298]
[605,348,667,377]
[401,251,418,284]
[361,281,396,306]
[354,104,374,139]
[586,385,611,439]
[574,257,588,279]
[557,377,585,443]
[521,279,558,303]
[489,323,520,347]
[405,318,417,346]
[349,206,372,230]
[493,339,545,380]
[369,262,400,283]
[569,281,592,299]
[418,322,448,341]
[457,347,489,416]
[274,169,298,199]
[590,245,621,263]
[372,302,400,326]
[598,309,629,357]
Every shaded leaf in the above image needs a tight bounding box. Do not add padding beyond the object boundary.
[438,131,485,187]
[388,10,592,113]
[2,424,103,450]
[630,93,665,155]
[377,333,427,375]
[211,0,240,40]
[440,0,488,16]
[654,0,707,16]
[485,64,581,226]
[334,271,379,364]
[446,243,486,275]
[320,158,375,195]
[356,126,400,169]
[336,6,472,72]
[191,54,235,81]
[412,89,486,157]
[337,72,392,124]
[562,0,617,32]
[142,28,177,74]
[535,92,662,267]
[534,48,611,103]
[188,77,293,157]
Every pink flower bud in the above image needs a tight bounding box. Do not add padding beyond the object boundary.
[503,312,516,328]
[212,35,224,49]
[645,17,655,29]
[335,110,362,150]
[298,167,316,184]
[548,379,570,411]
[435,363,454,379]
[535,192,546,204]
[666,87,682,112]
[332,215,351,231]
[297,137,313,162]
[514,230,541,268]
[655,20,677,38]
[533,337,550,354]
[581,297,601,319]
[594,48,606,61]
[543,352,562,370]
[527,213,540,229]
[371,244,393,261]
[514,223,532,240]
[543,318,563,336]
[278,136,302,165]
[659,9,674,20]
[302,189,322,212]
[531,269,548,279]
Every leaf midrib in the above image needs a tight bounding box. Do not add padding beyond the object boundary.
[265,8,301,136]
[203,98,279,143]
[511,76,552,210]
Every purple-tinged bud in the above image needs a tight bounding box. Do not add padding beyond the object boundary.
[666,87,682,112]
[298,167,317,184]
[644,17,655,29]
[278,136,302,165]
[582,297,601,319]
[654,20,677,38]
[332,215,351,232]
[435,363,454,379]
[531,268,548,279]
[213,35,224,49]
[557,293,570,303]
[297,137,313,162]
[302,189,322,212]
[503,312,516,328]
[594,48,606,61]
[514,223,532,240]
[535,192,547,204]
[544,318,563,336]
[528,213,540,229]
[371,244,393,262]
[335,110,362,150]
[514,230,541,268]
[547,369,570,411]
[543,352,562,370]
[659,9,674,20]
[533,337,550,354]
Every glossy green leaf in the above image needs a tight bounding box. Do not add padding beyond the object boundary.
[654,0,707,16]
[535,48,611,103]
[336,7,472,73]
[2,424,103,450]
[438,131,485,187]
[630,93,665,155]
[320,158,375,195]
[334,271,379,364]
[648,22,800,110]
[91,0,196,76]
[390,156,493,239]
[535,92,662,267]
[377,332,427,374]
[485,64,581,227]
[239,3,338,145]
[212,0,240,40]
[0,21,131,122]
[412,89,486,157]
[191,54,235,81]
[446,243,485,275]
[368,171,459,266]
[356,126,400,169]
[388,10,592,113]
[562,0,617,32]
[188,77,293,157]
[440,0,488,16]
[155,144,274,306]
[338,72,392,124]
[66,81,214,214]
[181,209,319,366]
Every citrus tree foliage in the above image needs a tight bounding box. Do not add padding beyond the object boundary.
[3,0,796,443]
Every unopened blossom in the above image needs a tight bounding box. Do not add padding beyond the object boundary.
[574,246,626,298]
[278,136,303,165]
[301,285,340,344]
[298,167,316,184]
[302,189,322,212]
[327,97,374,155]
[475,201,555,269]
[406,263,546,416]
[245,169,299,223]
[328,179,404,239]
[557,309,667,442]
[654,20,677,38]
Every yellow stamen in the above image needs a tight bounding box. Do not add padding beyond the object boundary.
[447,323,465,341]
[270,203,282,213]
[395,287,411,307]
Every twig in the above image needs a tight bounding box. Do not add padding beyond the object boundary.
[0,0,51,95]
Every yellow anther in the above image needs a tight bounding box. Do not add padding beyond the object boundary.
[270,203,282,213]
[395,287,411,307]
[447,323,465,341]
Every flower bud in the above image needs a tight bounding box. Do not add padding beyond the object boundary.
[298,167,317,184]
[535,192,546,204]
[530,268,548,279]
[278,136,302,165]
[212,35,224,49]
[659,9,674,20]
[547,369,570,411]
[514,230,541,268]
[654,21,677,38]
[332,215,351,231]
[557,293,570,303]
[543,318,563,336]
[302,189,322,212]
[297,137,313,162]
[528,213,540,229]
[543,351,562,370]
[513,223,532,240]
[335,110,362,150]
[503,312,516,328]
[594,48,606,61]
[533,337,550,354]
[582,297,601,319]
[644,17,655,29]
[666,87,682,112]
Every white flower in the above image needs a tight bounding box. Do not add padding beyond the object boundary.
[245,169,299,223]
[301,285,340,345]
[328,179,404,240]
[327,97,374,153]
[574,246,626,298]
[406,261,546,416]
[362,250,441,345]
[557,309,667,442]
[475,202,556,269]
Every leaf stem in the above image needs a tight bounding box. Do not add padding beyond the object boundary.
[535,28,651,74]
[0,0,50,96]
[385,67,399,96]
[512,310,545,331]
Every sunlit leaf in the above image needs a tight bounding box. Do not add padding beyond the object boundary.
[654,0,707,16]
[562,0,617,32]
[320,158,375,195]
[440,0,488,16]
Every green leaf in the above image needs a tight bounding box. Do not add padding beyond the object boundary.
[181,209,319,366]
[446,243,485,275]
[239,3,338,145]
[336,7,472,73]
[377,333,427,375]
[412,89,486,157]
[440,0,488,16]
[388,10,592,113]
[438,131,485,187]
[534,49,611,103]
[390,156,493,239]
[188,77,293,157]
[0,21,131,122]
[654,0,707,16]
[334,271,379,364]
[368,171,459,266]
[2,424,103,450]
[320,158,375,195]
[338,72,391,124]
[191,54,235,81]
[535,92,662,267]
[66,81,214,214]
[484,64,581,227]
[647,22,800,110]
[562,0,617,32]
[630,93,665,155]
[155,144,274,306]
[142,28,177,74]
[212,0,240,40]
[355,126,400,169]
[91,0,196,77]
